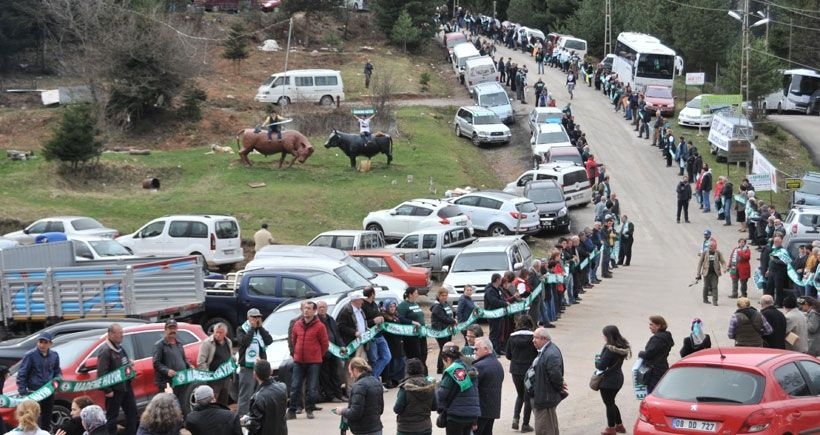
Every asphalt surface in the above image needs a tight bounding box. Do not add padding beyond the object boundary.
[768,114,820,166]
[286,39,754,435]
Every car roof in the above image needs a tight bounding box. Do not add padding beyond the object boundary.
[547,146,581,155]
[315,230,379,237]
[349,249,401,257]
[531,107,563,114]
[472,82,505,91]
[243,267,332,278]
[527,179,562,188]
[535,123,567,133]
[460,190,526,202]
[246,256,347,269]
[537,161,586,172]
[672,347,805,369]
[400,225,473,236]
[459,105,497,116]
[33,216,97,220]
[156,214,236,220]
[256,244,347,261]
[273,69,340,75]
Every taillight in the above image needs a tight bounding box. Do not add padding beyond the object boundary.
[509,211,526,219]
[439,218,450,225]
[739,408,774,433]
[637,400,652,423]
[210,233,216,251]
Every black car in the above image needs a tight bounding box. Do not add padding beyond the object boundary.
[0,318,149,368]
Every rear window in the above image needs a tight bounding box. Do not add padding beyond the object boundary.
[564,39,586,51]
[215,220,239,239]
[536,131,570,144]
[653,366,765,405]
[169,221,208,238]
[800,179,820,195]
[438,205,463,218]
[516,201,538,213]
[561,169,589,187]
[646,87,672,99]
[71,218,104,231]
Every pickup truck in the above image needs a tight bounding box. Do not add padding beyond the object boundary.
[0,241,205,339]
[390,225,476,278]
[308,230,430,267]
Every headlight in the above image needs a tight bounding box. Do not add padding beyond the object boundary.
[478,132,488,137]
[558,207,568,217]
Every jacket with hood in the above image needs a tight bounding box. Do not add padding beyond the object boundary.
[594,344,630,390]
[394,375,437,433]
[184,402,242,435]
[506,329,537,376]
[436,360,480,421]
[343,372,385,434]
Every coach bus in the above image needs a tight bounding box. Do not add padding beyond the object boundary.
[611,32,677,91]
[762,69,820,114]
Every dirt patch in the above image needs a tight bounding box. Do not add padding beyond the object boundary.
[50,160,184,190]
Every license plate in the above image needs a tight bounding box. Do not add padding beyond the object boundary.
[224,249,235,255]
[671,418,717,432]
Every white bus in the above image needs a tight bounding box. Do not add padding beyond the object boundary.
[763,69,820,114]
[611,32,676,91]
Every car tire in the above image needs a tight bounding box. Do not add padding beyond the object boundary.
[365,223,384,237]
[455,125,462,137]
[51,400,73,429]
[561,224,571,234]
[203,316,235,340]
[472,134,481,146]
[320,95,334,106]
[278,96,290,106]
[488,224,509,237]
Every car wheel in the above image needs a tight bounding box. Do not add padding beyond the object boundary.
[561,224,571,234]
[365,223,384,237]
[488,224,509,237]
[190,252,208,272]
[216,263,235,274]
[455,125,462,137]
[278,96,290,106]
[320,95,334,106]
[51,400,72,429]
[472,134,481,146]
[203,316,234,340]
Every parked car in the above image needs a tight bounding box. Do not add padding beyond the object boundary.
[793,172,820,207]
[390,225,477,275]
[676,94,732,128]
[0,238,18,249]
[3,216,118,244]
[0,318,149,367]
[260,0,281,12]
[0,323,206,428]
[116,214,242,271]
[644,85,675,117]
[541,145,583,166]
[70,236,137,261]
[634,347,820,434]
[530,123,572,169]
[308,230,386,251]
[442,236,533,305]
[522,180,570,233]
[453,106,512,146]
[784,205,820,236]
[449,191,541,236]
[505,163,592,208]
[362,199,471,241]
[349,250,431,294]
[527,107,564,134]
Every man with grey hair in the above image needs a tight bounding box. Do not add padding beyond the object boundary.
[760,294,786,349]
[473,337,504,435]
[184,385,242,435]
[527,327,565,435]
[197,322,233,406]
[97,323,137,435]
[79,405,108,435]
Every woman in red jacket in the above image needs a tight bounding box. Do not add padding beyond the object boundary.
[729,238,752,298]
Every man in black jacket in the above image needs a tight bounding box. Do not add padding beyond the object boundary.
[317,300,346,403]
[529,328,565,435]
[676,175,692,223]
[236,308,274,417]
[760,294,787,349]
[484,273,507,353]
[152,319,192,404]
[98,323,138,435]
[185,385,242,435]
[243,360,288,435]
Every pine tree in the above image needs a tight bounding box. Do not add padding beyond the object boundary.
[42,104,104,172]
[223,23,249,74]
[391,10,422,53]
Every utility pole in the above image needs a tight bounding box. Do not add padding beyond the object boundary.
[740,0,750,103]
[788,17,793,64]
[603,0,612,57]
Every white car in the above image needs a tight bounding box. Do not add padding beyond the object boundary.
[677,94,733,128]
[3,216,118,244]
[454,106,511,146]
[363,199,471,241]
[71,236,137,261]
[530,123,572,168]
[448,191,541,237]
[527,107,564,134]
[784,206,820,236]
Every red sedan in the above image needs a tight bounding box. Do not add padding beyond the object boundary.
[1,322,206,428]
[634,347,820,434]
[350,249,431,295]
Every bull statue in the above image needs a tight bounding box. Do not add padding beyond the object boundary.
[324,129,393,169]
[235,129,315,168]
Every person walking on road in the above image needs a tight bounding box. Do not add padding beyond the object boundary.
[98,324,138,435]
[595,325,631,435]
[506,315,537,433]
[676,176,691,223]
[696,239,726,306]
[637,316,673,394]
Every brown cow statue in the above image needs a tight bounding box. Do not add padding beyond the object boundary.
[235,129,315,168]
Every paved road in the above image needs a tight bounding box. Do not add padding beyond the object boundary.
[769,114,820,165]
[287,40,750,435]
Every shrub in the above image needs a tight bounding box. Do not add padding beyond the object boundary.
[42,104,103,172]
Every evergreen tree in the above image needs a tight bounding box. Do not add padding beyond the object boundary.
[720,38,783,117]
[374,0,439,50]
[670,0,736,79]
[391,10,422,53]
[43,104,104,171]
[223,22,249,74]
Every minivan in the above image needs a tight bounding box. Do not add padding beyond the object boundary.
[558,36,588,60]
[254,69,344,106]
[472,82,514,124]
[464,56,498,94]
[451,43,481,74]
[505,163,592,208]
[116,215,242,271]
[444,32,468,59]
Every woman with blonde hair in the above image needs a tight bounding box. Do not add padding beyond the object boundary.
[334,357,384,435]
[431,286,457,373]
[5,400,49,435]
[136,393,183,435]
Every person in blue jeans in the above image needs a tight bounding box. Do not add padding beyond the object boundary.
[721,181,734,226]
[362,286,391,381]
[700,166,713,212]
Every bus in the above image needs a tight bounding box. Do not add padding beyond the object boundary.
[763,69,820,114]
[611,32,677,91]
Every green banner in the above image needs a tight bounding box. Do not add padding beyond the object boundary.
[171,359,238,387]
[1,365,135,408]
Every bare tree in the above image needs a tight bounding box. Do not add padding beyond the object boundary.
[369,67,397,131]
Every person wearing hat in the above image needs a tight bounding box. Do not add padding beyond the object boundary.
[78,405,108,435]
[336,290,368,356]
[699,229,712,256]
[97,323,138,435]
[17,331,61,431]
[152,319,193,404]
[184,385,242,435]
[236,308,273,417]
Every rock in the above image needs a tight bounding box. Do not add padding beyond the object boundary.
[226,95,235,99]
[311,50,319,55]
[360,46,375,51]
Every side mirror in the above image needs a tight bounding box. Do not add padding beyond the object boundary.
[441,265,450,273]
[23,229,30,235]
[513,262,523,270]
[305,291,318,298]
[389,210,397,216]
[79,357,98,373]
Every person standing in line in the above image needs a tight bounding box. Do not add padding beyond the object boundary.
[16,332,61,432]
[197,322,233,406]
[456,285,476,344]
[430,287,458,374]
[797,296,820,356]
[760,295,787,349]
[460,324,483,364]
[97,324,138,435]
[617,215,634,266]
[436,346,480,435]
[396,288,428,369]
[728,297,773,347]
[696,238,726,306]
[506,315,536,433]
[473,338,504,435]
[242,360,288,435]
[679,318,711,358]
[316,300,347,403]
[362,286,392,381]
[721,178,734,226]
[700,165,713,212]
[595,325,631,435]
[288,301,329,420]
[236,309,274,417]
[184,385,242,435]
[152,319,192,405]
[783,296,809,353]
[484,273,508,354]
[728,238,752,299]
[762,235,789,307]
[393,358,436,435]
[253,224,274,252]
[676,175,692,223]
[528,327,566,435]
[637,316,674,394]
[364,60,374,89]
[334,358,384,435]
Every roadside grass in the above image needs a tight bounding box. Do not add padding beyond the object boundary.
[0,106,499,243]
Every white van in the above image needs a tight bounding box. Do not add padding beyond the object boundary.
[464,56,498,94]
[451,43,481,74]
[505,162,592,208]
[116,215,243,270]
[558,36,588,60]
[254,69,344,106]
[472,82,514,125]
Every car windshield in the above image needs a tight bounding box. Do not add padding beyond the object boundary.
[341,256,377,280]
[262,307,301,337]
[307,272,351,294]
[481,92,509,107]
[685,97,702,109]
[646,87,672,99]
[564,39,586,51]
[71,218,104,231]
[536,131,569,144]
[527,187,564,203]
[10,335,100,374]
[87,240,132,257]
[653,366,765,405]
[802,179,820,195]
[451,252,509,272]
[333,265,371,288]
[474,114,502,125]
[537,113,562,123]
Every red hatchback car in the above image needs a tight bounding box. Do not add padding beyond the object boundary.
[1,323,206,428]
[350,250,432,295]
[634,348,820,434]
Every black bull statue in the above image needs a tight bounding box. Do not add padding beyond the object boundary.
[324,129,393,168]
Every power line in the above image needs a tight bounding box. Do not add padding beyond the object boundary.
[756,0,820,19]
[750,47,820,70]
[768,18,820,32]
[659,0,727,12]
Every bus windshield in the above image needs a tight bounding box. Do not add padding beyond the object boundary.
[637,54,674,80]
[792,74,820,96]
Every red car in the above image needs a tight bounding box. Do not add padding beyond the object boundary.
[634,347,820,434]
[644,85,676,118]
[1,323,206,428]
[350,249,431,295]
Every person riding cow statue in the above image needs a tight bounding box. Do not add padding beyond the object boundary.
[235,108,315,168]
[325,109,393,170]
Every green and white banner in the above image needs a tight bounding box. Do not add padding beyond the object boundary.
[171,359,238,387]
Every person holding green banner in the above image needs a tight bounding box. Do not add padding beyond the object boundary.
[97,324,138,435]
[16,331,61,432]
[152,320,193,406]
[236,309,273,417]
[436,345,479,435]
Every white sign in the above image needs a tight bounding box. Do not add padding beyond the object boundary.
[751,150,778,193]
[685,72,705,86]
[747,173,771,192]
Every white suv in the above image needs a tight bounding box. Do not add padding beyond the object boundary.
[363,199,471,241]
[454,106,512,146]
[117,214,242,271]
[784,206,820,236]
[449,191,541,236]
[530,123,572,168]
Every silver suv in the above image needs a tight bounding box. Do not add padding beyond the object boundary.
[454,106,512,146]
[449,191,541,236]
[793,172,820,207]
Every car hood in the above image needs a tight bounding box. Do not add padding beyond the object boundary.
[645,97,674,107]
[533,201,566,213]
[443,270,502,288]
[679,106,705,118]
[370,274,409,292]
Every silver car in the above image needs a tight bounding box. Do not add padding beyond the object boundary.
[449,191,541,237]
[454,106,512,146]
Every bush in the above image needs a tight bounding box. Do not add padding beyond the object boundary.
[42,103,103,171]
[177,86,208,121]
